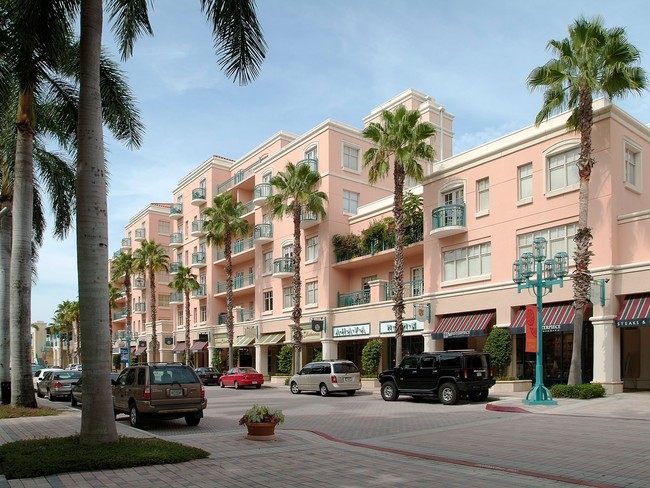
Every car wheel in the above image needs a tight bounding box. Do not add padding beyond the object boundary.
[71,395,77,407]
[290,382,301,394]
[346,390,356,396]
[319,383,329,397]
[380,382,399,402]
[469,389,489,402]
[438,382,459,405]
[255,384,261,389]
[219,379,225,388]
[185,413,201,427]
[47,389,55,401]
[234,381,240,390]
[36,388,44,398]
[129,402,144,429]
[114,409,120,420]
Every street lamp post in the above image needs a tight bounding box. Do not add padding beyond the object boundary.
[512,236,568,405]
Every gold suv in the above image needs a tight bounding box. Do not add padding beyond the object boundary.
[112,362,207,428]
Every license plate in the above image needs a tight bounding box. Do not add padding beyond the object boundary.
[169,389,183,397]
[476,371,483,377]
[252,381,257,385]
[344,377,352,382]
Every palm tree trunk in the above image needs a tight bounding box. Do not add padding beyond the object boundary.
[184,291,191,366]
[150,268,158,361]
[225,233,234,369]
[10,113,36,407]
[392,165,406,367]
[292,207,303,374]
[0,201,12,388]
[77,0,118,444]
[125,273,132,366]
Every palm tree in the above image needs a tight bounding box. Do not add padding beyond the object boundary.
[72,0,265,444]
[110,251,136,360]
[528,16,647,385]
[203,192,251,369]
[266,162,327,374]
[363,105,435,367]
[108,282,122,354]
[169,266,200,366]
[133,240,170,362]
[53,300,77,367]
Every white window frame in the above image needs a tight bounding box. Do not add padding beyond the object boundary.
[177,310,183,328]
[343,190,359,215]
[158,220,170,235]
[518,163,533,204]
[304,144,318,161]
[306,281,318,306]
[476,178,489,216]
[282,286,293,310]
[158,294,170,308]
[306,235,319,263]
[544,140,580,196]
[200,305,207,323]
[623,138,643,193]
[263,290,273,313]
[342,143,361,173]
[263,251,273,275]
[517,223,577,263]
[439,180,465,206]
[442,242,491,284]
[262,170,272,184]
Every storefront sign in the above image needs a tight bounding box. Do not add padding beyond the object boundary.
[244,325,257,338]
[617,318,649,328]
[443,330,470,338]
[164,337,173,346]
[213,334,229,347]
[333,324,370,338]
[380,319,422,334]
[138,340,147,348]
[198,333,208,342]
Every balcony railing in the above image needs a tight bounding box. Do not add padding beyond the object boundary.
[297,158,318,173]
[191,219,206,237]
[215,272,255,294]
[232,237,254,255]
[384,280,425,300]
[133,276,145,289]
[169,261,182,274]
[192,284,207,298]
[113,249,122,258]
[238,308,255,322]
[170,203,183,219]
[191,187,206,205]
[253,223,273,244]
[238,200,254,217]
[169,232,183,247]
[170,292,184,304]
[431,204,466,237]
[253,183,272,203]
[300,209,320,229]
[191,251,206,267]
[216,160,260,194]
[134,228,146,241]
[133,302,146,313]
[273,257,294,277]
[337,289,371,308]
[121,238,131,250]
[113,308,126,320]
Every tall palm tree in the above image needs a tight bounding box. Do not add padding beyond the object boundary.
[110,251,136,361]
[133,240,169,362]
[363,105,435,367]
[107,282,121,355]
[528,16,647,385]
[53,299,77,367]
[266,162,327,374]
[169,266,200,366]
[74,0,265,444]
[203,192,251,369]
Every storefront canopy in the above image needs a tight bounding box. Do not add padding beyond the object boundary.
[510,302,575,334]
[190,341,207,352]
[171,342,185,353]
[134,346,146,356]
[233,335,255,347]
[616,294,650,328]
[432,311,494,339]
[256,333,285,345]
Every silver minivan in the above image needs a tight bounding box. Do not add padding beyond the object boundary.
[289,360,361,397]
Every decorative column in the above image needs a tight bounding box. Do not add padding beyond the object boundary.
[591,315,623,394]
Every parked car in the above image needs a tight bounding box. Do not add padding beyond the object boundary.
[37,370,82,400]
[378,350,495,405]
[112,362,206,428]
[71,373,120,406]
[194,367,221,385]
[66,364,82,371]
[33,368,63,392]
[219,367,264,389]
[290,360,361,397]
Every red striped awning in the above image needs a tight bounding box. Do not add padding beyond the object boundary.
[171,342,185,353]
[190,341,208,352]
[510,302,575,334]
[616,294,650,328]
[134,346,147,356]
[432,311,494,339]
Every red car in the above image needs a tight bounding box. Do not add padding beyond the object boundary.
[219,367,264,389]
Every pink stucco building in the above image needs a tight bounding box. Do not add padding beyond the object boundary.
[110,89,650,393]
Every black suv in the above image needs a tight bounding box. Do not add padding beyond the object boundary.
[378,350,495,405]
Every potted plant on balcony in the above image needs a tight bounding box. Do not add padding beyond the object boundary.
[239,404,285,439]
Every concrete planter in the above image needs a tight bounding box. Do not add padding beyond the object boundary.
[490,380,532,393]
[361,378,380,389]
[269,376,290,386]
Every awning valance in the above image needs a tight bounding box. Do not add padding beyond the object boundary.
[190,341,207,352]
[256,333,285,345]
[616,294,650,328]
[510,302,575,334]
[134,346,146,356]
[171,342,185,353]
[432,311,494,339]
[233,335,255,347]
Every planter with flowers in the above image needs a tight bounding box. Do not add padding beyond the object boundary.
[239,404,285,440]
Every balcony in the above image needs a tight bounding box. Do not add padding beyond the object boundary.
[273,258,294,278]
[133,276,145,289]
[134,228,146,242]
[214,272,255,295]
[192,284,207,298]
[238,200,254,217]
[113,308,126,321]
[297,158,318,173]
[121,238,132,251]
[218,312,227,325]
[112,249,122,259]
[169,203,183,220]
[384,280,425,300]
[253,223,273,246]
[300,209,320,229]
[232,237,254,256]
[253,183,272,206]
[191,187,207,206]
[170,292,184,304]
[430,204,467,238]
[191,219,206,237]
[169,232,183,248]
[133,302,146,314]
[238,308,255,322]
[191,251,206,268]
[169,261,182,274]
[214,237,255,263]
[337,289,370,308]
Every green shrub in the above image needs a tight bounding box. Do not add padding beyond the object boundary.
[277,345,293,375]
[313,349,323,362]
[550,383,606,399]
[361,339,382,376]
[332,233,362,261]
[112,354,121,371]
[483,327,512,377]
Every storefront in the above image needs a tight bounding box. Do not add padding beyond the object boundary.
[381,319,424,369]
[616,293,650,390]
[431,310,494,351]
[332,323,370,369]
[256,332,285,375]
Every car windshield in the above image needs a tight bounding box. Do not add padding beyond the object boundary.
[239,368,257,374]
[55,371,81,380]
[333,363,359,374]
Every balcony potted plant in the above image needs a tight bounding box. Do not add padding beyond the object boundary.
[239,404,285,439]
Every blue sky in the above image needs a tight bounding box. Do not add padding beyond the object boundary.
[32,0,650,323]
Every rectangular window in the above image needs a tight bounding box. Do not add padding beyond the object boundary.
[263,251,273,274]
[305,145,317,160]
[158,295,170,307]
[200,306,207,322]
[342,144,360,171]
[476,178,489,213]
[443,243,491,281]
[158,220,170,235]
[518,163,533,201]
[306,235,319,262]
[158,271,169,284]
[283,286,293,309]
[517,223,577,260]
[263,290,273,312]
[548,147,579,192]
[624,143,641,191]
[343,190,359,214]
[306,281,318,305]
[177,310,183,327]
[193,307,197,323]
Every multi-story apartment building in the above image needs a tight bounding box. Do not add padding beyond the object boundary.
[110,89,650,393]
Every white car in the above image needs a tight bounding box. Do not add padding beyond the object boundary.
[33,368,63,392]
[66,364,82,371]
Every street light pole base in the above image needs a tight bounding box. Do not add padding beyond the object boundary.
[522,384,558,406]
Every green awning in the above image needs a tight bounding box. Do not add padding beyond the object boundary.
[233,335,255,347]
[256,333,285,345]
